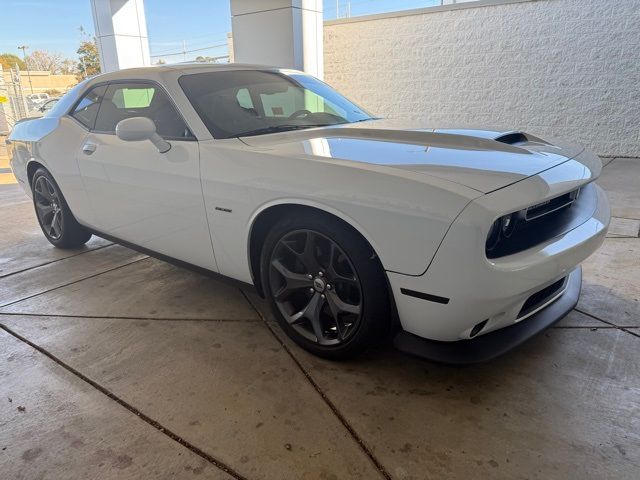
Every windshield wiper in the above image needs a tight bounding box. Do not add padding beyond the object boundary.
[351,117,379,123]
[237,124,333,137]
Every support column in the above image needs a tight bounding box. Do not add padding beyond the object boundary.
[90,0,151,72]
[231,0,324,79]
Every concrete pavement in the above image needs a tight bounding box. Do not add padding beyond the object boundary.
[0,155,638,479]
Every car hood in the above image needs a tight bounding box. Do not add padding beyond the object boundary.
[240,119,588,193]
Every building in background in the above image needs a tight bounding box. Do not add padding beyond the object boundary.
[0,66,77,134]
[1,70,76,96]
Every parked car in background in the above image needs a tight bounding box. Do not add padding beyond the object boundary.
[26,93,50,109]
[7,64,610,363]
[28,98,60,118]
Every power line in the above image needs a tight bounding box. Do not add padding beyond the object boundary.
[150,42,228,58]
[150,35,229,55]
[326,0,443,18]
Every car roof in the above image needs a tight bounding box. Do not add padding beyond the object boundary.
[55,63,303,120]
[86,62,287,84]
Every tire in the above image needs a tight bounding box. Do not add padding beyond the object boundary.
[31,167,92,249]
[260,211,390,359]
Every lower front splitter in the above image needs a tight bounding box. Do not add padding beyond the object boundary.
[393,266,582,365]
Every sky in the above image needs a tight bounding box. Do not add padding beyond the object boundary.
[0,0,441,63]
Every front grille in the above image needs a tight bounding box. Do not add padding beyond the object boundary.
[486,183,595,259]
[525,188,580,221]
[518,277,567,319]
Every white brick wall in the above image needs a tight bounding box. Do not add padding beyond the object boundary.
[324,0,640,157]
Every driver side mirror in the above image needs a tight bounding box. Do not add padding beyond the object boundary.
[115,117,171,153]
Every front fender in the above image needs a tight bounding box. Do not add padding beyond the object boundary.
[199,140,480,283]
[247,197,381,264]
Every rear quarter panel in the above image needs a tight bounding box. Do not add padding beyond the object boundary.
[9,116,93,224]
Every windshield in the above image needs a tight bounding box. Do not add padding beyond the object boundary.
[178,70,373,138]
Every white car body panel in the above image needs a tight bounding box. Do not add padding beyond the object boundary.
[389,152,609,341]
[7,64,610,358]
[241,121,587,194]
[77,133,216,270]
[198,137,477,280]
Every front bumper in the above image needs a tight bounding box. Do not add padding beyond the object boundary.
[393,266,581,365]
[386,153,610,359]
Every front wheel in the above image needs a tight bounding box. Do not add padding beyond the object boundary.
[32,168,92,249]
[260,212,390,359]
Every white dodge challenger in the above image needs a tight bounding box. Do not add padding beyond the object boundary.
[7,64,610,363]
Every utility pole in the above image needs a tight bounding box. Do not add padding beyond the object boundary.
[182,40,187,62]
[17,45,33,94]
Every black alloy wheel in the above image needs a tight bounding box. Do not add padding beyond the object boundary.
[269,229,363,346]
[261,212,390,359]
[33,175,64,240]
[31,168,92,248]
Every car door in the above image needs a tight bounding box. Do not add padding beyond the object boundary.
[77,80,217,271]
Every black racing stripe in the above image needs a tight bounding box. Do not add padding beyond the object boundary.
[400,288,450,305]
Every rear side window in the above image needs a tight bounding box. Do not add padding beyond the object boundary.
[71,85,107,129]
[236,88,254,109]
[94,83,192,139]
[112,87,155,108]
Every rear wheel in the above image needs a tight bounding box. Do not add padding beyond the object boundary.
[260,212,390,359]
[32,168,92,249]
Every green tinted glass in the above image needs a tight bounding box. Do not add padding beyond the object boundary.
[113,88,155,108]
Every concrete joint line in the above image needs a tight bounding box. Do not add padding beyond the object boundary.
[0,311,261,323]
[0,243,114,279]
[574,308,640,339]
[239,289,392,480]
[611,216,640,222]
[0,256,149,310]
[0,323,250,480]
[552,325,622,329]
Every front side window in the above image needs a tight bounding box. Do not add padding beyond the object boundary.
[71,85,107,129]
[94,83,192,140]
[179,70,373,138]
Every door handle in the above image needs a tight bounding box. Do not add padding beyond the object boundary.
[82,143,97,155]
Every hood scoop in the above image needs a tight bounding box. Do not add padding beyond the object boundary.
[495,131,528,145]
[494,131,551,146]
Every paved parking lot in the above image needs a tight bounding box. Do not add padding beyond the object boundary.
[1,145,639,479]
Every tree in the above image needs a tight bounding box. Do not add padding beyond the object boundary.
[195,55,226,63]
[76,39,100,81]
[25,50,73,74]
[0,53,26,71]
[59,58,77,75]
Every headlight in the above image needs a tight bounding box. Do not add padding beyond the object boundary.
[501,213,517,238]
[486,211,522,253]
[486,218,501,252]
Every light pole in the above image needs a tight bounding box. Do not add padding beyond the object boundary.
[17,45,34,94]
